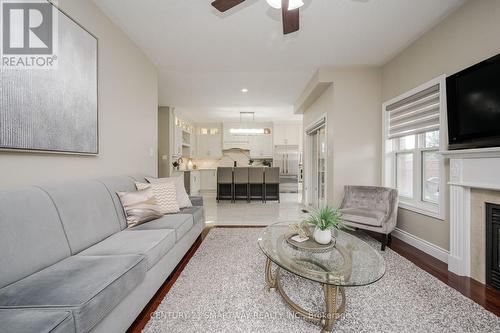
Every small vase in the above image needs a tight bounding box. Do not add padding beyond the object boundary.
[313,228,332,245]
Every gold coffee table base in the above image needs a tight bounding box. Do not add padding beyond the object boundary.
[265,258,346,332]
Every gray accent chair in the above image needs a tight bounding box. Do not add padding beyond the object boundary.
[217,167,233,203]
[264,167,280,202]
[340,185,398,251]
[0,175,205,333]
[248,167,265,202]
[233,167,249,202]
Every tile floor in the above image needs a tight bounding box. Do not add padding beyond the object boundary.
[202,191,308,226]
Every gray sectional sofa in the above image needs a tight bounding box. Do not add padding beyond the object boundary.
[0,175,205,333]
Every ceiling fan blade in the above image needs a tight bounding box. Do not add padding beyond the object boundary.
[281,0,300,34]
[211,0,245,12]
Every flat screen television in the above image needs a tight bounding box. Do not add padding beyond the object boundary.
[446,53,500,150]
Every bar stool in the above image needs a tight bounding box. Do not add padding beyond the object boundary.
[264,167,280,202]
[217,167,233,202]
[248,167,264,202]
[233,167,249,202]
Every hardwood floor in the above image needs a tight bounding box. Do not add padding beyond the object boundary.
[127,226,500,333]
[367,231,500,317]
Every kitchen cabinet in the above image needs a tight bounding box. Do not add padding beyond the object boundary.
[200,169,217,191]
[196,126,222,158]
[174,126,182,156]
[222,123,249,150]
[273,124,302,147]
[171,170,200,196]
[190,170,200,196]
[249,134,273,158]
[173,116,194,158]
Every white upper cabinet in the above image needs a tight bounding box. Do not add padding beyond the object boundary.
[196,124,222,158]
[273,124,288,145]
[273,123,302,147]
[249,134,273,158]
[222,123,250,150]
[222,122,273,157]
[173,115,195,158]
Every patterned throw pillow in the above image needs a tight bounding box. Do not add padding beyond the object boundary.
[117,187,164,228]
[135,182,180,214]
[146,176,192,208]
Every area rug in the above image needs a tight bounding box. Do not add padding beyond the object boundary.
[143,228,500,333]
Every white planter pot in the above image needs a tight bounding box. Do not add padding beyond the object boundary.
[313,228,332,245]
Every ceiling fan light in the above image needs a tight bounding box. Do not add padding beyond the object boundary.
[288,0,304,10]
[266,0,281,9]
[266,0,304,10]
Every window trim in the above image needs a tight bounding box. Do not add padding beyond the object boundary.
[382,75,447,220]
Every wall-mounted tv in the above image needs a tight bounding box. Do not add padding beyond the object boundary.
[447,54,500,150]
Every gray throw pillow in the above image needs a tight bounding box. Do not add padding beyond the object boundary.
[117,187,164,228]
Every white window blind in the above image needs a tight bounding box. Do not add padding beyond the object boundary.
[385,84,440,139]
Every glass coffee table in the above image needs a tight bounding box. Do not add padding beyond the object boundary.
[258,221,385,332]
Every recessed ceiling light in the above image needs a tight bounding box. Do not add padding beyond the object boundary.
[241,88,249,93]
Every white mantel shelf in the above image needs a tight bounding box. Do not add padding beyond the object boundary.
[440,146,500,159]
[448,181,500,192]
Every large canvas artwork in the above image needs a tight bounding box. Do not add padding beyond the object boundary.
[0,2,98,154]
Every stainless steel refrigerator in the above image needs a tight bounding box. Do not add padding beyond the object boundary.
[273,145,300,177]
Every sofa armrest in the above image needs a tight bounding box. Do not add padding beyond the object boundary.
[189,196,204,207]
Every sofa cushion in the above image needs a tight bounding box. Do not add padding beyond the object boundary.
[78,229,175,270]
[39,181,121,254]
[98,176,138,230]
[131,214,194,242]
[341,208,386,227]
[0,309,75,333]
[146,176,192,208]
[135,182,180,214]
[0,255,146,333]
[117,187,164,228]
[180,206,204,226]
[0,187,71,289]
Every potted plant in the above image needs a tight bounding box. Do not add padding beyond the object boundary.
[304,206,345,245]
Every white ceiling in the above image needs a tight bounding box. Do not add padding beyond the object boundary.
[95,0,464,121]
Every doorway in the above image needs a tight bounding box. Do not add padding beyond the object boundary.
[305,117,327,209]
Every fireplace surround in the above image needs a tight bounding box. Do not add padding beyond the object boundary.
[441,147,500,279]
[486,203,500,290]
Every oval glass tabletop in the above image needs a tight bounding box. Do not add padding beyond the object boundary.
[258,221,385,286]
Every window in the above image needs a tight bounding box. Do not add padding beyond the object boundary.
[383,76,446,220]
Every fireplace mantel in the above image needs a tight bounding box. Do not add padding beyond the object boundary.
[441,148,500,277]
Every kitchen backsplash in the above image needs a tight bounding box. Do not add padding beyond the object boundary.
[179,149,271,169]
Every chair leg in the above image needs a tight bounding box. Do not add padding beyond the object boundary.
[388,233,392,245]
[217,183,219,203]
[381,234,389,251]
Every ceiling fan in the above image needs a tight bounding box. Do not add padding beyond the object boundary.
[211,0,303,35]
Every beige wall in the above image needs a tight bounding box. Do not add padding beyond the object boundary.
[303,84,335,204]
[303,67,382,206]
[158,107,170,178]
[0,0,158,185]
[325,68,382,204]
[381,0,500,250]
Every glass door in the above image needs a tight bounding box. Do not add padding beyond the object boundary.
[308,124,327,208]
[317,127,327,207]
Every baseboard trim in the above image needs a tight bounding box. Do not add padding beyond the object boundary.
[392,228,449,264]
